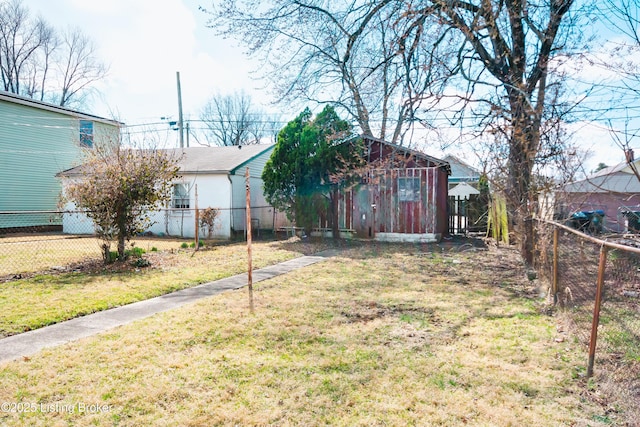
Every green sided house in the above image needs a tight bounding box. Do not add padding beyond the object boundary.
[0,91,122,231]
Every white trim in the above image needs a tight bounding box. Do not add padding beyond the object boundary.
[375,232,441,243]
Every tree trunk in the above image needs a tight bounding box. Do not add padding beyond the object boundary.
[506,94,538,266]
[117,233,126,261]
[331,186,340,239]
[101,243,110,264]
[117,210,127,260]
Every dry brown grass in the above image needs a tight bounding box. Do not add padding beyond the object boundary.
[0,241,624,426]
[0,234,188,277]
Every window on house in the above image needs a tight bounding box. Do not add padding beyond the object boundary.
[79,120,94,148]
[398,177,421,202]
[172,183,190,209]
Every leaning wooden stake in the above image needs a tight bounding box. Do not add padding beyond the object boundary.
[245,167,254,314]
[587,244,608,378]
[552,227,559,304]
[194,184,199,251]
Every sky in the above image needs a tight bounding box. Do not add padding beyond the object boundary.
[23,0,640,174]
[27,0,278,133]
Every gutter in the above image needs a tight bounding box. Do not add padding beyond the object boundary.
[228,173,234,232]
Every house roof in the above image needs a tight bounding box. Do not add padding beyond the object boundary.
[167,144,274,174]
[562,171,640,193]
[449,182,480,197]
[58,144,275,177]
[0,90,123,126]
[563,156,640,193]
[361,135,451,174]
[442,155,481,180]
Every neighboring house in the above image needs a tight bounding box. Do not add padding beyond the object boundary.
[59,144,279,239]
[443,154,481,192]
[445,155,485,234]
[0,90,121,230]
[557,150,640,232]
[327,136,450,242]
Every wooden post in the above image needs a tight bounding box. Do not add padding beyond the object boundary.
[552,227,559,304]
[245,167,254,313]
[587,244,608,377]
[456,196,462,234]
[194,184,199,251]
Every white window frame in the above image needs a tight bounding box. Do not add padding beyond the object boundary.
[172,183,190,209]
[79,120,94,148]
[398,177,421,202]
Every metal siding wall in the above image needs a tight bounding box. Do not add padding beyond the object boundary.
[230,148,275,231]
[245,147,274,178]
[0,101,76,226]
[93,121,121,149]
[0,100,120,227]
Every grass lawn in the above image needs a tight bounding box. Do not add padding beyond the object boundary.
[0,239,319,337]
[0,235,183,278]
[0,241,620,426]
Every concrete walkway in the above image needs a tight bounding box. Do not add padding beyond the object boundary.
[0,250,339,364]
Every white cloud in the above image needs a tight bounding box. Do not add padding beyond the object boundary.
[25,0,270,129]
[567,120,627,174]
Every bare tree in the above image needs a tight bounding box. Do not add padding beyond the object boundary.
[201,1,448,144]
[597,0,640,158]
[56,27,109,107]
[0,0,49,94]
[199,90,277,146]
[207,0,584,262]
[404,0,579,263]
[0,0,107,107]
[23,23,57,101]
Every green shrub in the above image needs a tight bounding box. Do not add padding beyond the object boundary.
[151,247,158,252]
[107,251,119,263]
[107,247,145,262]
[180,242,189,249]
[133,258,151,268]
[126,247,145,258]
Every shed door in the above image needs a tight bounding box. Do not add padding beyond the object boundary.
[398,175,422,234]
[354,185,375,238]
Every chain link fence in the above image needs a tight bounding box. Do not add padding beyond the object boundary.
[0,211,104,279]
[535,220,640,419]
[1,207,290,279]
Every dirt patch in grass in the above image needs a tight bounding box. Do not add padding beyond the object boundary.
[0,240,626,426]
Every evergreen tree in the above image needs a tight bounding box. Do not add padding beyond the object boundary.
[262,106,362,236]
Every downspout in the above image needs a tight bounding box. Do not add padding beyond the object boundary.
[228,173,234,237]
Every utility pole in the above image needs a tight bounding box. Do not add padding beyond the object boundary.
[176,71,184,148]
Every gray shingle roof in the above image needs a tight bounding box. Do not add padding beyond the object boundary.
[0,90,123,126]
[165,145,274,173]
[563,158,640,193]
[563,171,640,193]
[58,144,274,177]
